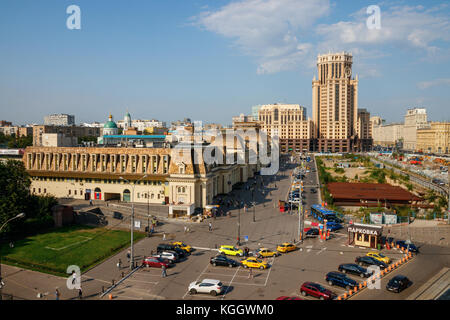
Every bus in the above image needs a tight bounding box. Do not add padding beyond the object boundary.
[310,205,342,223]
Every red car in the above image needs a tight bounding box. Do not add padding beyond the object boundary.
[300,282,336,300]
[142,256,172,268]
[276,296,303,300]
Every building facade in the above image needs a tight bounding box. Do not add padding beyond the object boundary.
[402,108,429,151]
[23,142,259,209]
[416,122,450,154]
[311,52,371,152]
[257,104,313,153]
[44,114,75,126]
[33,125,101,147]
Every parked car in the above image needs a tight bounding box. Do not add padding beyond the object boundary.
[338,264,373,278]
[326,272,359,289]
[153,251,179,263]
[219,245,243,257]
[325,222,343,231]
[171,241,193,253]
[142,256,173,268]
[366,251,391,264]
[300,282,336,300]
[257,248,280,258]
[386,275,411,293]
[210,255,239,267]
[157,244,187,258]
[355,256,387,269]
[241,257,269,269]
[304,228,319,237]
[188,279,223,296]
[310,188,317,193]
[277,243,297,253]
[395,240,419,253]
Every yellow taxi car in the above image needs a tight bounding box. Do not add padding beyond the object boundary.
[257,248,280,258]
[366,251,391,264]
[277,243,297,253]
[219,245,243,257]
[240,257,269,269]
[171,241,192,253]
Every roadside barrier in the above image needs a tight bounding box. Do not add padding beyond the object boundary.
[109,294,113,300]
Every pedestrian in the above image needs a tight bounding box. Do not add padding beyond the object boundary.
[55,288,60,300]
[126,250,131,262]
[248,268,253,279]
[89,199,93,206]
[208,222,212,232]
[162,265,167,278]
[117,259,122,270]
[78,288,83,300]
[184,226,187,233]
[163,233,166,240]
[151,250,154,256]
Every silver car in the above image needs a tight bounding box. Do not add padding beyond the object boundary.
[153,251,178,263]
[188,279,223,296]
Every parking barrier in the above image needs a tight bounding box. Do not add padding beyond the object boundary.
[354,286,358,293]
[397,244,400,249]
[363,281,367,287]
[359,283,363,290]
[109,294,113,300]
[348,289,353,296]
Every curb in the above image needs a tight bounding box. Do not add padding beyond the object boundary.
[337,249,416,300]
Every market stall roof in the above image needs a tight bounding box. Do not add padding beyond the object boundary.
[327,182,423,202]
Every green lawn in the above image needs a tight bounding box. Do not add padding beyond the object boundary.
[0,225,145,276]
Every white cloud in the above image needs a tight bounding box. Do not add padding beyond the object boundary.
[418,78,450,89]
[193,2,450,76]
[194,0,330,74]
[316,5,450,55]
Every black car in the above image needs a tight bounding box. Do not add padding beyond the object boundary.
[395,240,419,253]
[157,244,187,258]
[305,228,320,237]
[338,264,373,278]
[310,188,317,194]
[386,275,411,293]
[326,272,359,289]
[210,255,239,268]
[355,256,387,269]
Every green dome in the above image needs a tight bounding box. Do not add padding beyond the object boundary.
[104,121,117,129]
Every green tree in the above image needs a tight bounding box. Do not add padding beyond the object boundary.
[0,160,31,232]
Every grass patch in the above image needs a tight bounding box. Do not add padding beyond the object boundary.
[0,225,145,276]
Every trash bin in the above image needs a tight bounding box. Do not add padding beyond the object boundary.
[377,243,381,251]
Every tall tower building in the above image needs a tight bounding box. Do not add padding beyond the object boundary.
[312,52,360,152]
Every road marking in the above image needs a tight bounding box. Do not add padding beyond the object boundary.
[123,279,159,285]
[193,247,220,252]
[316,248,327,255]
[264,258,275,287]
[221,266,241,300]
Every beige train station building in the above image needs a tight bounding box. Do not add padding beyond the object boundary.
[23,144,260,210]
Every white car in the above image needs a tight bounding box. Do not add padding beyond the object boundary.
[153,251,178,263]
[188,279,223,296]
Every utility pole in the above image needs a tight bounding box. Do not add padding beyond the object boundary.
[252,189,255,223]
[120,175,147,270]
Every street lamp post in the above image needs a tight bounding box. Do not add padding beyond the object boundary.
[120,175,147,270]
[0,212,26,300]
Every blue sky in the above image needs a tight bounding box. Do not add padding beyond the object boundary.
[1,0,449,126]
